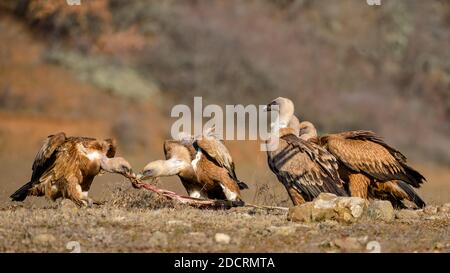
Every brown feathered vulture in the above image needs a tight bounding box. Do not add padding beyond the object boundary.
[297,120,426,208]
[10,133,133,207]
[265,97,348,205]
[141,131,248,203]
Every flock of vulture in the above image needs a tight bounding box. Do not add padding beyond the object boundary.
[10,97,426,210]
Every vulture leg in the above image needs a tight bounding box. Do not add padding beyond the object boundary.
[28,184,44,197]
[218,177,242,202]
[287,186,306,206]
[348,173,370,199]
[65,178,92,207]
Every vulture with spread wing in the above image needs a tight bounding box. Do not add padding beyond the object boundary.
[141,132,248,202]
[265,97,347,205]
[297,121,426,208]
[10,133,133,207]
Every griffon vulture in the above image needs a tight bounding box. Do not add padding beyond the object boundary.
[297,121,426,208]
[10,133,133,207]
[141,132,248,202]
[265,97,347,205]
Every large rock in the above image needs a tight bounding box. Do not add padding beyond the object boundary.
[366,200,395,222]
[288,193,368,223]
[287,202,314,222]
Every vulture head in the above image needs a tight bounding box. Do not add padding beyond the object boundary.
[265,97,295,130]
[287,115,301,136]
[100,156,134,178]
[298,121,318,141]
[141,158,187,181]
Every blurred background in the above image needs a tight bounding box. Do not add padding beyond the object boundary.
[0,0,448,207]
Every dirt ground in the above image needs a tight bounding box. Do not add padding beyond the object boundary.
[0,181,449,253]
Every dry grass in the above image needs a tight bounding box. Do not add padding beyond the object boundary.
[0,189,448,253]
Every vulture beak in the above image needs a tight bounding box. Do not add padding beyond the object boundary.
[264,101,276,112]
[140,169,153,181]
[124,170,135,179]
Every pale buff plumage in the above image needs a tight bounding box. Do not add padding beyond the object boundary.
[297,121,426,208]
[10,133,133,207]
[141,132,247,202]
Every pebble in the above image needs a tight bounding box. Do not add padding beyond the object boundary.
[215,233,231,244]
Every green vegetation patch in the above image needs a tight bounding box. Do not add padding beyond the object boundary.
[45,50,159,100]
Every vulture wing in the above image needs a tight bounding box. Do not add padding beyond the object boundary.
[31,132,67,182]
[195,138,248,189]
[164,139,196,161]
[195,138,236,179]
[320,131,425,187]
[269,133,347,201]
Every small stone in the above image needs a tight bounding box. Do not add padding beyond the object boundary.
[423,206,438,215]
[113,216,126,222]
[333,237,364,252]
[167,220,192,228]
[438,203,450,213]
[366,200,394,222]
[189,232,206,238]
[215,233,231,244]
[33,234,56,245]
[60,199,77,211]
[434,242,445,249]
[287,203,313,222]
[267,226,297,236]
[358,236,370,245]
[395,209,421,220]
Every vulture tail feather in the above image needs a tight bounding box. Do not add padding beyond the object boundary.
[401,164,426,188]
[396,181,426,209]
[237,181,249,190]
[10,181,32,201]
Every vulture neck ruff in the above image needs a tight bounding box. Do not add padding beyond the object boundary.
[163,158,190,176]
[191,150,202,171]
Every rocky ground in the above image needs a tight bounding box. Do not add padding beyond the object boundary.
[0,189,448,253]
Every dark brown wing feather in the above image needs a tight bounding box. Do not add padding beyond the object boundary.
[104,138,117,158]
[269,133,347,201]
[31,132,67,182]
[370,180,426,209]
[320,131,425,188]
[330,130,407,162]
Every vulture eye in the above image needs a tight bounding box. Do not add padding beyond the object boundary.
[121,166,131,174]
